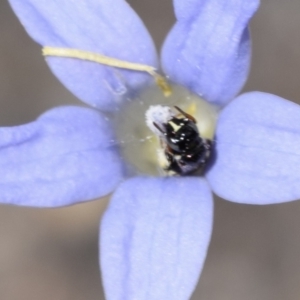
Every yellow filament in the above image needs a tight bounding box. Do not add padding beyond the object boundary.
[42,47,172,97]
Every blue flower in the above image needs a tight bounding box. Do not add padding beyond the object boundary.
[5,0,300,299]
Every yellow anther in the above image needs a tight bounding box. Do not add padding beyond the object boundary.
[186,102,197,116]
[42,47,172,97]
[150,72,172,97]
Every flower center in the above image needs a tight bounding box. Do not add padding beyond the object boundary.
[113,84,218,176]
[42,47,218,176]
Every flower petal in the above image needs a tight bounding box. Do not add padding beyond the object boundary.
[161,0,259,106]
[0,106,123,207]
[101,177,213,300]
[8,0,158,111]
[206,92,300,204]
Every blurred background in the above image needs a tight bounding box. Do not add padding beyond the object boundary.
[1,0,300,299]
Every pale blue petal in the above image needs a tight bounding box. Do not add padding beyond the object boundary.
[9,0,158,111]
[101,177,213,300]
[0,106,123,207]
[162,0,260,106]
[207,92,300,204]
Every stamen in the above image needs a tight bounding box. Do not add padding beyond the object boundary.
[150,72,172,97]
[42,46,172,97]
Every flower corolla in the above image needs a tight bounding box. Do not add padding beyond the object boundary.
[3,0,300,299]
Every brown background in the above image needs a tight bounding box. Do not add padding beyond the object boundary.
[1,0,300,299]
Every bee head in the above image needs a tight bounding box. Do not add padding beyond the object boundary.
[165,117,200,153]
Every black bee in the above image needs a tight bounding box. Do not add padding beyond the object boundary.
[153,106,212,175]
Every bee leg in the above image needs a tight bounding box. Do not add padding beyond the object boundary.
[164,151,182,175]
[153,122,165,134]
[174,106,197,123]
